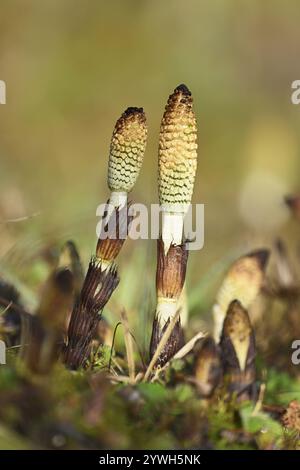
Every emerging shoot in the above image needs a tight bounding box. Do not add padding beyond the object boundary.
[193,336,222,398]
[285,194,300,220]
[213,249,269,342]
[220,299,257,401]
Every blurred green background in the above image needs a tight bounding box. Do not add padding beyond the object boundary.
[1,0,300,338]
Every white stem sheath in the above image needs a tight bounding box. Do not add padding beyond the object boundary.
[156,297,178,327]
[104,191,128,221]
[96,191,128,272]
[99,259,111,271]
[162,211,184,254]
[109,191,128,209]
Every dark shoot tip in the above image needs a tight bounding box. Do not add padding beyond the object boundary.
[55,268,74,295]
[247,249,270,271]
[123,106,144,116]
[285,194,300,219]
[284,195,296,208]
[174,83,191,96]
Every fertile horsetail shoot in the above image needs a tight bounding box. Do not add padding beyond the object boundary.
[96,107,147,269]
[64,107,146,369]
[158,84,197,253]
[107,107,147,205]
[150,84,198,368]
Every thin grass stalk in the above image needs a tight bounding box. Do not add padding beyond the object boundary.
[120,309,135,382]
[148,331,207,383]
[173,331,206,360]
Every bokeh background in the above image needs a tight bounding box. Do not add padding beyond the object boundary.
[1,0,300,344]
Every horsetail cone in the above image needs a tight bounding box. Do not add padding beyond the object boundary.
[107,107,147,207]
[158,84,197,207]
[158,84,198,250]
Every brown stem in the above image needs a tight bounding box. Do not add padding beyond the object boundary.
[63,258,119,370]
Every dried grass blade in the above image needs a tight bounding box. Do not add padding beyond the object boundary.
[144,308,181,382]
[173,331,206,360]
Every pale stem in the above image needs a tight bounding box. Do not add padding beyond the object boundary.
[156,297,178,327]
[161,212,184,254]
